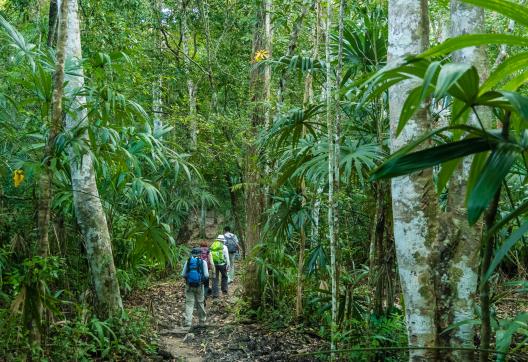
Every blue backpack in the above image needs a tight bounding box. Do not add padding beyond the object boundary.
[186,256,203,287]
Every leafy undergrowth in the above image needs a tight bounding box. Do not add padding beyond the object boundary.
[0,307,158,361]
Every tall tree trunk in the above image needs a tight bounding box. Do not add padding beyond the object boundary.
[324,0,338,357]
[243,0,272,307]
[199,0,217,112]
[276,0,312,110]
[181,1,198,150]
[32,0,69,344]
[436,2,487,360]
[64,0,123,317]
[295,0,320,320]
[388,1,438,361]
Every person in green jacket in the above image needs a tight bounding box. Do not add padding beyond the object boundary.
[210,234,230,297]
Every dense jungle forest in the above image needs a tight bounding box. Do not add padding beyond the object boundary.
[2,0,528,361]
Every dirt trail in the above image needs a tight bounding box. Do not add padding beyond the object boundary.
[127,269,323,361]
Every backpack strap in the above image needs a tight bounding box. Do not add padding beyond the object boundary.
[187,256,196,272]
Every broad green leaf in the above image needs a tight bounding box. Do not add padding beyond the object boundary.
[419,34,528,59]
[420,61,441,103]
[480,53,528,94]
[447,66,480,104]
[495,312,528,362]
[465,151,489,204]
[435,63,472,99]
[467,146,517,224]
[502,70,528,91]
[451,98,471,127]
[388,124,487,161]
[463,0,528,28]
[482,221,528,285]
[498,91,528,122]
[437,158,461,193]
[396,86,423,137]
[371,137,493,181]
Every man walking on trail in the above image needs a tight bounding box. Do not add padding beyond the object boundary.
[181,247,209,328]
[223,226,240,284]
[211,235,230,297]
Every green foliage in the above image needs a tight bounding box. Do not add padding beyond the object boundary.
[0,306,157,361]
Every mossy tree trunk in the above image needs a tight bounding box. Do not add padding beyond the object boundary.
[388,1,438,361]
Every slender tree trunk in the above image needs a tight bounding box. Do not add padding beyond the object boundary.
[244,0,272,307]
[153,0,164,134]
[295,0,320,321]
[479,194,499,362]
[333,0,344,331]
[295,196,306,318]
[388,1,438,361]
[180,1,198,150]
[32,0,69,344]
[64,0,123,317]
[276,0,312,110]
[47,0,58,47]
[324,0,338,357]
[370,181,394,317]
[153,77,163,133]
[479,114,509,362]
[199,198,206,238]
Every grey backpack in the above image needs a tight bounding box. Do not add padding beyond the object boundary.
[224,233,238,253]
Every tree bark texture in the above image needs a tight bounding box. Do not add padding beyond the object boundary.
[432,2,487,360]
[47,0,58,47]
[369,181,395,317]
[324,0,337,356]
[64,0,123,317]
[243,0,272,307]
[388,1,438,361]
[32,0,69,345]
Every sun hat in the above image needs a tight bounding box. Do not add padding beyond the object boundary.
[216,234,226,242]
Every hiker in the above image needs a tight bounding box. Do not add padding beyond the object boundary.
[210,234,230,297]
[199,240,215,296]
[223,226,240,284]
[181,247,209,328]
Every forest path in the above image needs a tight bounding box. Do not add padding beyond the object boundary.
[127,265,323,361]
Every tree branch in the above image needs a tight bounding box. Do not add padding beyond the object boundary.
[159,26,211,77]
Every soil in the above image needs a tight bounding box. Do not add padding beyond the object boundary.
[126,273,324,361]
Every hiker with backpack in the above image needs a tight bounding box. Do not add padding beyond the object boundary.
[210,235,230,297]
[181,247,209,328]
[223,226,240,284]
[199,240,215,296]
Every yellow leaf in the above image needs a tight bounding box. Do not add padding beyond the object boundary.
[13,170,24,188]
[254,49,269,62]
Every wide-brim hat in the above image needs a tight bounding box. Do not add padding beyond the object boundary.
[216,234,226,242]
